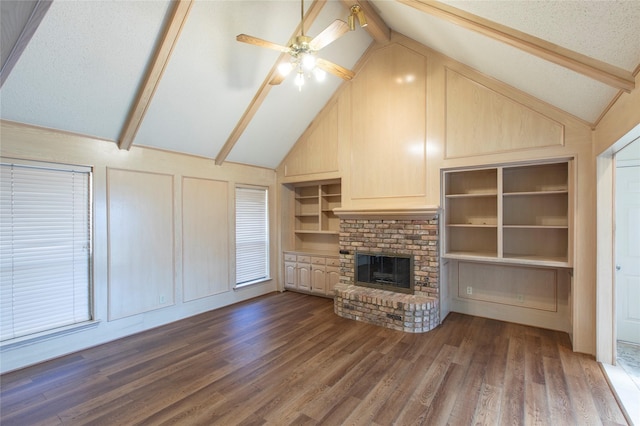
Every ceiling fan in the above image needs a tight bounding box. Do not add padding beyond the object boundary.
[236,0,362,88]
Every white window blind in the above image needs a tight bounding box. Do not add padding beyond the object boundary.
[235,186,269,286]
[0,160,92,342]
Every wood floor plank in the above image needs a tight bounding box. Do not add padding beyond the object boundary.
[525,380,550,425]
[447,356,488,425]
[544,356,578,424]
[422,361,468,424]
[0,292,629,426]
[393,343,457,424]
[339,357,414,425]
[499,331,526,425]
[472,382,503,425]
[564,373,607,426]
[579,356,629,425]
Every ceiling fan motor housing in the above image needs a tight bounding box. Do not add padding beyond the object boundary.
[292,35,314,57]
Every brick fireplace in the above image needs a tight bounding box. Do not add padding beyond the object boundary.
[333,208,440,333]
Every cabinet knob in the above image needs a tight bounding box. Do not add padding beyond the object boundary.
[615,265,621,271]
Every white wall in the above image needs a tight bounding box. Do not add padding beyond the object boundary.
[0,121,278,373]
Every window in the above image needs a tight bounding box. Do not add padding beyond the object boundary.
[235,186,269,286]
[0,159,92,342]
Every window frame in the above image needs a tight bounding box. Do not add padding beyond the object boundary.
[0,158,94,345]
[234,185,270,288]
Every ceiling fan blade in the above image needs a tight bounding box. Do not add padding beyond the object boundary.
[316,58,355,81]
[236,34,290,52]
[309,19,349,51]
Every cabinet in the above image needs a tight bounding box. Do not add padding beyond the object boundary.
[284,260,296,289]
[443,160,572,267]
[311,266,326,294]
[291,180,341,253]
[283,179,341,297]
[325,257,340,295]
[298,260,311,291]
[283,252,339,297]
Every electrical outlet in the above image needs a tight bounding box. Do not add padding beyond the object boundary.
[517,294,524,303]
[466,286,472,295]
[159,295,166,304]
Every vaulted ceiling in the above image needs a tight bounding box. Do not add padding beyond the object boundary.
[1,0,639,169]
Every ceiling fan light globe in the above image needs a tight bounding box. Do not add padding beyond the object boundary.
[314,68,327,82]
[302,54,316,71]
[278,62,294,76]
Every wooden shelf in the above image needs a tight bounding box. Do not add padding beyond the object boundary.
[445,193,498,198]
[502,253,569,266]
[445,167,497,196]
[447,224,497,228]
[444,250,498,258]
[503,225,568,229]
[503,162,568,193]
[446,195,497,227]
[288,179,341,253]
[443,160,572,268]
[294,230,339,234]
[503,190,568,196]
[445,251,569,267]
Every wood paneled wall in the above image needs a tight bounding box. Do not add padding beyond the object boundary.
[182,177,229,301]
[107,169,175,319]
[0,121,277,373]
[276,32,606,355]
[445,69,564,158]
[349,44,427,201]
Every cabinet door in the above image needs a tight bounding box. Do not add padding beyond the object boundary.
[326,266,340,295]
[311,265,326,294]
[284,262,297,289]
[298,263,311,291]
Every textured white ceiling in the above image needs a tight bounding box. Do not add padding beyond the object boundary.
[137,0,371,167]
[134,0,304,159]
[439,0,640,70]
[1,0,639,168]
[0,0,171,140]
[227,0,372,167]
[370,0,635,123]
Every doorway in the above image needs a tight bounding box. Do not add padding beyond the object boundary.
[596,123,640,424]
[615,139,640,392]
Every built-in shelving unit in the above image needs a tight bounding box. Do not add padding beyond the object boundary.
[284,180,341,298]
[290,180,341,254]
[443,160,572,267]
[444,168,498,260]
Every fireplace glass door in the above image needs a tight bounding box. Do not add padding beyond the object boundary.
[355,253,413,294]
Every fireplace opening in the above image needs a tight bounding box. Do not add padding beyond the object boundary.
[355,252,414,294]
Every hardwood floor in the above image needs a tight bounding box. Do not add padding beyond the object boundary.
[0,292,628,425]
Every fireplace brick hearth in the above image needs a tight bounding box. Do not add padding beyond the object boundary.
[333,212,440,333]
[334,284,439,332]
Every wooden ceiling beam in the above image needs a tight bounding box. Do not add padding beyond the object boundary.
[118,0,194,150]
[0,0,53,88]
[340,0,390,43]
[215,0,326,166]
[397,0,635,92]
